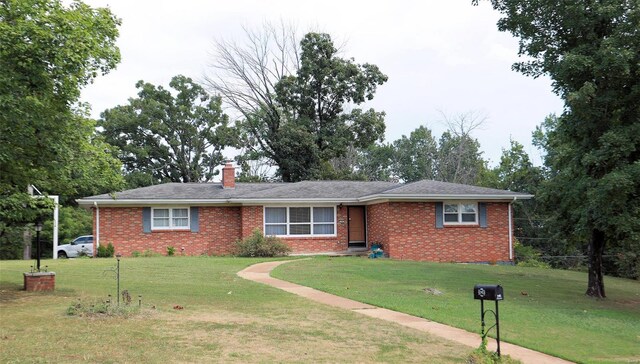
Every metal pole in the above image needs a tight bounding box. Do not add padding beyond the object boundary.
[495,300,501,357]
[36,228,41,272]
[116,255,120,306]
[480,299,485,337]
[52,196,59,259]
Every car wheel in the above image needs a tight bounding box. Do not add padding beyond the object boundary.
[58,251,67,259]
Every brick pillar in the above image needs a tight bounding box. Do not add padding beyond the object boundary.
[24,272,56,292]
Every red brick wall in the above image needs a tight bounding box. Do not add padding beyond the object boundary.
[93,202,512,261]
[239,206,349,253]
[366,203,390,252]
[94,206,242,256]
[372,202,511,263]
[241,206,263,236]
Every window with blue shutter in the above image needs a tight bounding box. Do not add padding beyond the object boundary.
[190,207,199,232]
[435,202,444,229]
[142,207,151,233]
[479,202,487,228]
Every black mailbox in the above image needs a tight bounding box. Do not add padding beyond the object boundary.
[474,284,504,301]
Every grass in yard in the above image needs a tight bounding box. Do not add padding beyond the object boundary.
[0,257,469,363]
[272,257,640,364]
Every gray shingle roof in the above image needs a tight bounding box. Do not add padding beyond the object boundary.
[380,180,524,196]
[79,179,531,205]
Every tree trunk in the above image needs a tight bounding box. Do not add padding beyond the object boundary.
[23,184,34,260]
[23,227,32,260]
[585,228,606,298]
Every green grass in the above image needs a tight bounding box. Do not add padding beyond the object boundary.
[272,257,640,364]
[0,257,470,363]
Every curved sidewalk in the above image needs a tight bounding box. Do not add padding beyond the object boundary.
[238,260,573,364]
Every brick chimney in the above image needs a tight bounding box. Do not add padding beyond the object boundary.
[222,162,236,189]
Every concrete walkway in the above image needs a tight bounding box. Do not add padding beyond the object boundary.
[237,260,573,364]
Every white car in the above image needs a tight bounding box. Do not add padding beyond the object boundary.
[58,235,94,258]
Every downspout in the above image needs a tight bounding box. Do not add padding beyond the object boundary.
[94,202,100,256]
[508,197,516,261]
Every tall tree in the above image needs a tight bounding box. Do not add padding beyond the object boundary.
[0,0,122,257]
[207,29,388,181]
[100,75,236,186]
[434,111,487,185]
[477,0,640,297]
[435,132,485,185]
[391,126,438,182]
[484,140,550,257]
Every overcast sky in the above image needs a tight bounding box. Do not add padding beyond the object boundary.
[80,0,564,167]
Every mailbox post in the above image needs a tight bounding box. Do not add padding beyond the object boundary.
[473,284,503,356]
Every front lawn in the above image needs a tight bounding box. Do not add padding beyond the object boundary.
[0,257,469,363]
[272,257,640,364]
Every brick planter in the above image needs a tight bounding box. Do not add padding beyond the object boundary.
[23,272,56,292]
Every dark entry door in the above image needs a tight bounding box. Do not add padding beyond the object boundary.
[348,206,366,248]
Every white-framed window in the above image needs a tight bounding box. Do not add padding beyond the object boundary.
[264,206,336,236]
[152,207,190,230]
[443,202,478,225]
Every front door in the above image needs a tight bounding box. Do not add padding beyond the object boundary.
[348,206,366,248]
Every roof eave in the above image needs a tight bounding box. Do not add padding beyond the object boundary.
[78,194,534,206]
[358,193,534,202]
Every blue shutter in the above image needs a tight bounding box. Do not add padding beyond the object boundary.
[143,207,151,233]
[435,202,444,229]
[479,202,487,228]
[190,207,199,232]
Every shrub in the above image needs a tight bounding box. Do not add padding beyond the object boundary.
[67,298,140,318]
[234,229,291,257]
[167,246,175,256]
[131,251,141,257]
[467,338,521,364]
[97,243,115,258]
[514,240,550,268]
[142,249,160,257]
[517,259,551,269]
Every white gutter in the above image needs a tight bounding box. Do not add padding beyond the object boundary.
[77,194,534,207]
[77,198,233,206]
[94,201,100,254]
[508,197,516,261]
[359,193,534,202]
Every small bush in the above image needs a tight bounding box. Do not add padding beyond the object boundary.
[514,241,550,268]
[66,298,140,318]
[517,259,551,268]
[142,249,161,257]
[467,338,521,364]
[131,251,141,257]
[97,243,115,258]
[234,229,291,257]
[167,246,175,256]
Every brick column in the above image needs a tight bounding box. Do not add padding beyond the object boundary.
[24,272,56,292]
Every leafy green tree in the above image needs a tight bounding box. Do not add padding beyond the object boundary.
[209,30,388,182]
[391,126,438,182]
[435,131,485,185]
[0,0,122,258]
[354,144,395,181]
[478,0,640,296]
[483,140,552,259]
[100,75,236,186]
[490,140,543,193]
[0,0,120,194]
